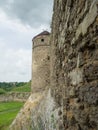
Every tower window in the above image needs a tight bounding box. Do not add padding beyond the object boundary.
[41,39,44,42]
[47,56,50,60]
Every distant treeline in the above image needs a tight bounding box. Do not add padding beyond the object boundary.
[0,81,31,91]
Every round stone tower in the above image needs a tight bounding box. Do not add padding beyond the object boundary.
[31,31,50,93]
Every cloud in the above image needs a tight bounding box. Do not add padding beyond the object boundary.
[0,0,53,27]
[0,12,48,82]
[0,41,32,82]
[0,10,51,51]
[0,0,53,82]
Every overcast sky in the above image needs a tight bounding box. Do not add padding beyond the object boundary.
[0,0,53,82]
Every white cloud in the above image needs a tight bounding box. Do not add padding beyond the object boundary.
[0,11,32,82]
[0,45,32,82]
[0,9,33,33]
[0,0,53,82]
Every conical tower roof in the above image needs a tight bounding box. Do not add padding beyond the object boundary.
[32,31,50,40]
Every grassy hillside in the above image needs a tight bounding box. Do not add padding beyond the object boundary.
[0,82,26,91]
[0,102,24,130]
[0,81,31,94]
[12,81,31,92]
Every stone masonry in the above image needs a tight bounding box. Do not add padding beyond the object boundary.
[50,0,98,129]
[0,92,30,102]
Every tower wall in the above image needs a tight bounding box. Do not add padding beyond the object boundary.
[32,34,50,93]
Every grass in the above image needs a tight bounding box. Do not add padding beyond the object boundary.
[0,102,24,130]
[12,82,31,92]
[0,81,31,130]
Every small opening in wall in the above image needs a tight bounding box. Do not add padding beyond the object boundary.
[41,39,44,42]
[47,56,50,60]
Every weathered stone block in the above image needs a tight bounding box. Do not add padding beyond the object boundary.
[68,69,83,85]
[78,82,98,105]
[84,62,98,82]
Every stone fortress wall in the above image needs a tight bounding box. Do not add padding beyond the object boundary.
[0,92,30,102]
[50,0,98,129]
